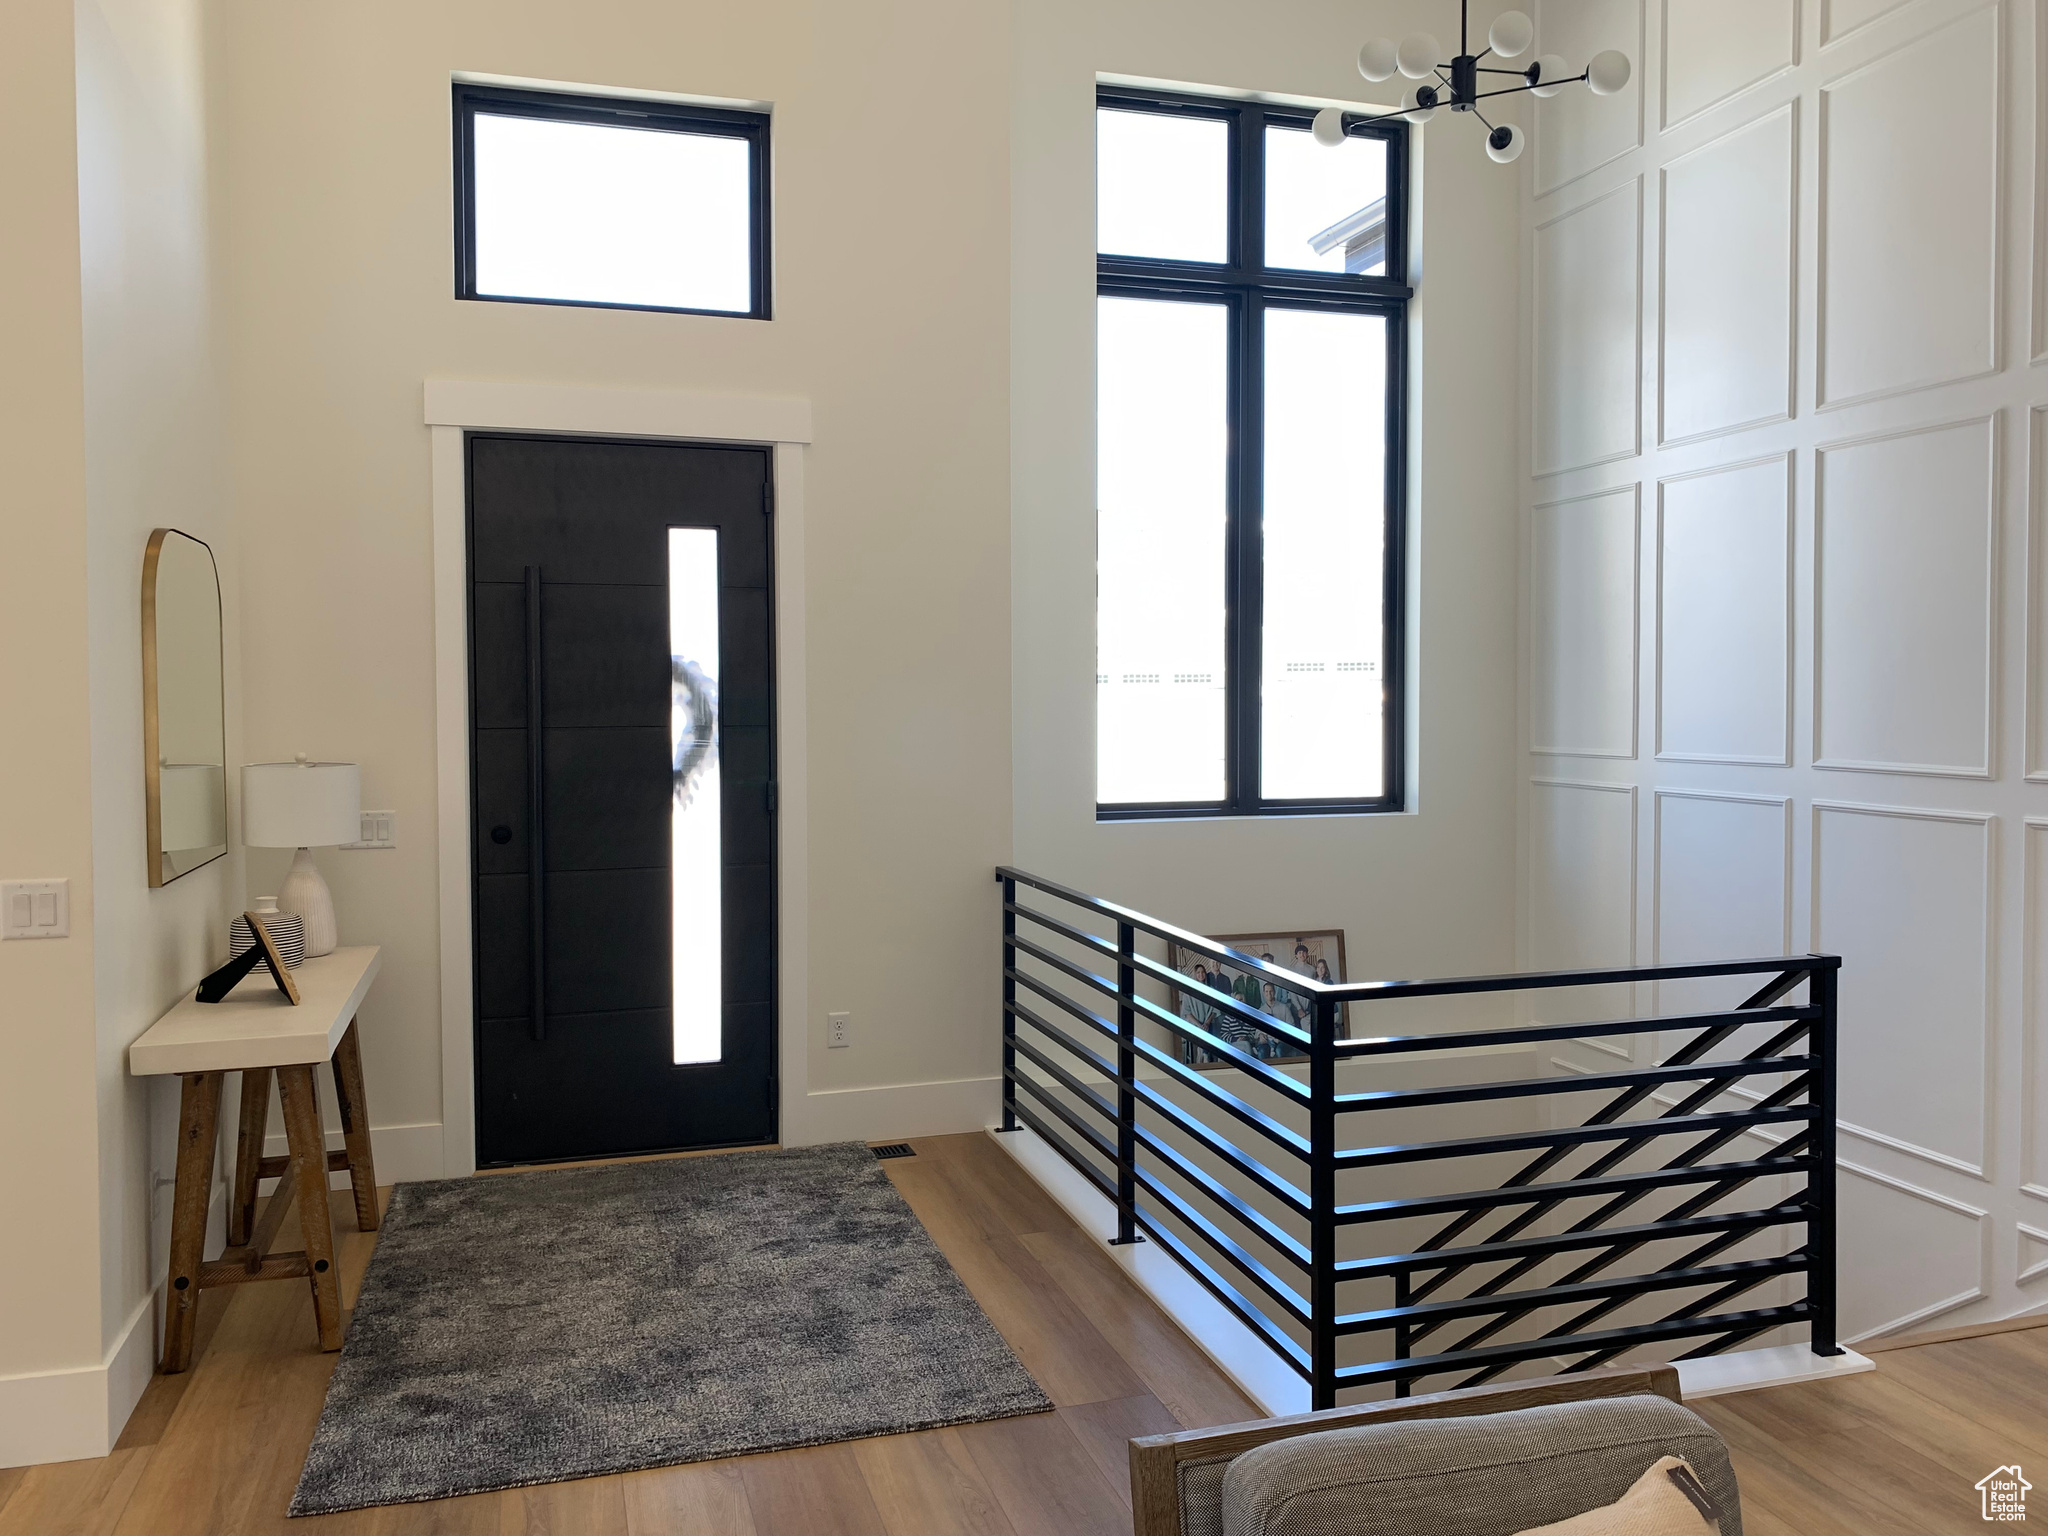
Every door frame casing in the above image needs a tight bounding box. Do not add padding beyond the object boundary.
[427,380,811,1176]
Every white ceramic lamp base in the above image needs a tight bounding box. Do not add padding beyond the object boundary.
[276,847,338,957]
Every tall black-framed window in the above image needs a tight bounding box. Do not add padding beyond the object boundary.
[453,84,771,320]
[1095,86,1408,820]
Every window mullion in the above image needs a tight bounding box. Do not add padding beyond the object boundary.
[1235,107,1266,815]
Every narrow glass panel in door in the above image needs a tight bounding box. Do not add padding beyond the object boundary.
[670,527,722,1065]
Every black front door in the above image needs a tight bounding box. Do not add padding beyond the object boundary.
[468,433,775,1165]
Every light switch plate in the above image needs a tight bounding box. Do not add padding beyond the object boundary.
[341,811,396,850]
[3,879,70,939]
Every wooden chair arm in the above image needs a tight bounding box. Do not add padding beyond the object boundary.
[1128,1364,1683,1536]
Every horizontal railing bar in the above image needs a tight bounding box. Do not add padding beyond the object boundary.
[1335,1203,1809,1280]
[1008,933,1309,1100]
[1403,973,1809,1281]
[1000,868,1345,1001]
[1333,1155,1819,1225]
[1006,1071,1312,1323]
[1335,1057,1818,1115]
[1005,1026,1311,1268]
[1335,1006,1815,1059]
[1334,1303,1813,1388]
[1001,1098,1313,1378]
[1126,948,1312,1048]
[997,868,1837,1003]
[1334,1105,1813,1171]
[1405,1015,1815,1309]
[1406,1096,1817,1352]
[1006,995,1311,1213]
[1323,957,1834,1005]
[1007,899,1310,1049]
[1332,1252,1807,1336]
[1005,977,1311,1158]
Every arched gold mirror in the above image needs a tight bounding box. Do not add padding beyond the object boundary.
[144,529,227,886]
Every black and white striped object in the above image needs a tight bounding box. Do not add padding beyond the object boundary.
[230,911,305,969]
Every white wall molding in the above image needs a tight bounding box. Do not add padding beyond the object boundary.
[2020,819,2048,1199]
[426,382,813,1175]
[794,1077,1001,1147]
[1656,103,1799,448]
[0,1291,154,1470]
[1814,2,2003,411]
[1654,453,1795,765]
[258,1120,445,1191]
[1811,413,1999,779]
[2027,409,2048,779]
[423,379,812,445]
[1660,0,1800,132]
[1533,0,1647,198]
[1812,799,1997,1181]
[1838,1157,1993,1342]
[1529,487,1642,758]
[1532,183,1645,477]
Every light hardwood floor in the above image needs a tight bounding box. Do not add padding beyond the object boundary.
[0,1131,2039,1535]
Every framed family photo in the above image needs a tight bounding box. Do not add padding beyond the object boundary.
[1167,930,1349,1069]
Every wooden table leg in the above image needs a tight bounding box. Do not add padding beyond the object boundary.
[162,1071,223,1373]
[277,1064,343,1351]
[228,1067,272,1247]
[329,1018,380,1232]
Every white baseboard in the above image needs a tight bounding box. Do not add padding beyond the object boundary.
[0,1291,156,1470]
[790,1077,1000,1146]
[257,1120,444,1191]
[989,1123,1312,1416]
[989,1123,1880,1419]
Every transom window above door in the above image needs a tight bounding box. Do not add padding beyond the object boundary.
[453,84,771,318]
[1095,87,1411,819]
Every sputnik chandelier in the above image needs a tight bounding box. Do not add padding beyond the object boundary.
[1309,1,1631,164]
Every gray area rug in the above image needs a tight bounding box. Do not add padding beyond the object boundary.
[290,1143,1051,1515]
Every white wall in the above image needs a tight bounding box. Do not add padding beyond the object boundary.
[76,0,240,1436]
[1518,0,2043,1342]
[206,0,1015,1156]
[1012,0,1525,1008]
[0,0,111,1470]
[0,0,235,1468]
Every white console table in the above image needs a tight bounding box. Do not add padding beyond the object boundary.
[129,945,383,1372]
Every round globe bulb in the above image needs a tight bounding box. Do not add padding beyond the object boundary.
[1488,11,1533,59]
[1528,53,1569,98]
[1401,85,1439,124]
[1486,122,1525,164]
[1311,107,1347,147]
[1357,37,1400,82]
[1396,32,1441,79]
[1586,49,1632,95]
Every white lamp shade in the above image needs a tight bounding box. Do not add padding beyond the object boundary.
[1396,32,1441,78]
[1489,10,1533,58]
[1312,107,1348,147]
[1529,53,1570,97]
[242,760,361,848]
[1586,49,1632,95]
[1357,37,1400,82]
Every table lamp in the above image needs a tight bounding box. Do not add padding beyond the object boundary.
[242,757,360,957]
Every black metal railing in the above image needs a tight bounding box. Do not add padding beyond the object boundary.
[996,866,1840,1410]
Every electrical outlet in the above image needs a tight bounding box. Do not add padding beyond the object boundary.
[341,811,397,850]
[2,879,69,939]
[827,1011,851,1049]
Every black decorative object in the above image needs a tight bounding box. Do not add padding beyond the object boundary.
[196,911,302,1005]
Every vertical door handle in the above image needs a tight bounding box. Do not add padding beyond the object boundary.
[525,565,547,1043]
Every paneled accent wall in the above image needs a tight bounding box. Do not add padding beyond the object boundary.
[1519,0,2048,1341]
